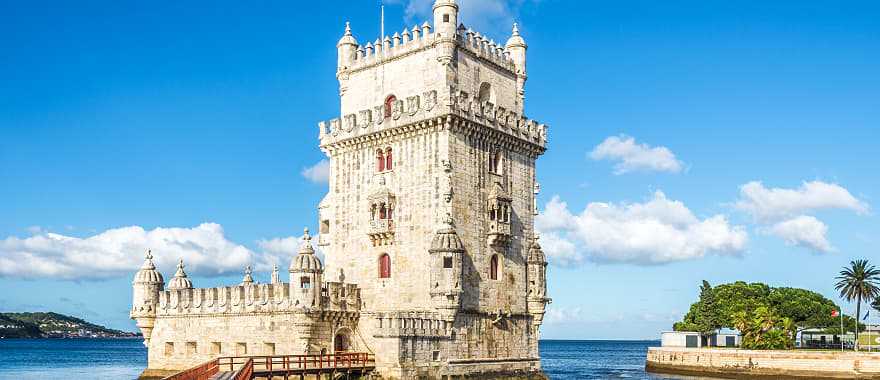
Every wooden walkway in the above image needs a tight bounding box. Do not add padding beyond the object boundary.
[164,353,374,380]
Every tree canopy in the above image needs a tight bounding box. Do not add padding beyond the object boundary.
[674,281,846,334]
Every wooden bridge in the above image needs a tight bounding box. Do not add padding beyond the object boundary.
[162,353,375,380]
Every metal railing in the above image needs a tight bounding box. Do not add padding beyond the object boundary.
[161,358,219,380]
[218,352,375,373]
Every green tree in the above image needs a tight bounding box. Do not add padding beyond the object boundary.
[768,287,838,335]
[733,306,795,350]
[835,259,880,351]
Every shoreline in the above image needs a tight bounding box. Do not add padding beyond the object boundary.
[646,347,880,379]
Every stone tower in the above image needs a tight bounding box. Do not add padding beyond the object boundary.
[130,250,164,346]
[317,0,551,376]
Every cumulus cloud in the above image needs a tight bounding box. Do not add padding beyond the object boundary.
[301,159,330,184]
[735,180,869,221]
[536,192,748,266]
[385,0,533,37]
[733,180,868,253]
[764,215,833,253]
[589,135,684,175]
[0,223,309,281]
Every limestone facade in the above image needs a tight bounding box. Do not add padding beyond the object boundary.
[131,1,551,378]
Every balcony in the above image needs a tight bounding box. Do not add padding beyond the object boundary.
[317,234,331,247]
[368,219,395,246]
[487,221,511,246]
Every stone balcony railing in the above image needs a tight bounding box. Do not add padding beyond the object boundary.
[487,221,512,246]
[368,219,395,246]
[317,234,330,247]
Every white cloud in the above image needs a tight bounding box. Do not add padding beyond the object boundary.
[735,180,869,222]
[301,160,330,184]
[764,215,833,253]
[536,192,748,265]
[0,223,308,281]
[589,135,684,175]
[385,0,531,38]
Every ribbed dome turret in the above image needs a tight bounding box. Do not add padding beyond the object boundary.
[430,214,465,253]
[167,259,193,290]
[133,250,164,285]
[528,237,546,263]
[337,22,358,47]
[290,228,323,273]
[506,23,527,49]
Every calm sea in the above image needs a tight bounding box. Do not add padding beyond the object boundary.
[0,339,723,379]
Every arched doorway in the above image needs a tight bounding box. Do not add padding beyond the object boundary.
[333,328,351,353]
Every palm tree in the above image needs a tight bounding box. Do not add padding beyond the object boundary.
[835,259,880,351]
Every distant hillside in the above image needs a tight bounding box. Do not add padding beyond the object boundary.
[0,312,140,339]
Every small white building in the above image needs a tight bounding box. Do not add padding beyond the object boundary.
[661,331,703,348]
[661,329,741,348]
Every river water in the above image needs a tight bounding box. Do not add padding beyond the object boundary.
[0,338,725,379]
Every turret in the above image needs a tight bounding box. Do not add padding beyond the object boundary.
[337,22,358,71]
[505,23,528,100]
[526,236,551,325]
[433,0,458,66]
[130,250,164,346]
[289,228,323,309]
[167,259,193,290]
[433,0,459,38]
[428,214,464,320]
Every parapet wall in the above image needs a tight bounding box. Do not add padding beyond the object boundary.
[156,281,360,316]
[646,347,880,379]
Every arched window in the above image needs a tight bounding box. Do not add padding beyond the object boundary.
[376,149,385,172]
[384,95,397,118]
[489,255,499,280]
[385,148,393,171]
[379,203,387,219]
[379,254,391,279]
[300,277,311,289]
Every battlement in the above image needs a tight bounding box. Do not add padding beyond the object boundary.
[342,24,517,75]
[154,281,361,317]
[317,88,547,150]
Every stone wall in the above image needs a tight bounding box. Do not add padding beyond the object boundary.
[647,347,880,379]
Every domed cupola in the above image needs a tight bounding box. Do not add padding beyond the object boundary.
[290,228,323,273]
[167,259,193,290]
[430,214,465,254]
[429,214,464,317]
[289,228,324,309]
[134,250,164,285]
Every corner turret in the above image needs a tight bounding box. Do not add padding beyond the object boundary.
[130,250,164,346]
[527,236,551,325]
[337,22,359,71]
[289,228,323,309]
[428,214,464,320]
[505,23,528,100]
[433,0,459,38]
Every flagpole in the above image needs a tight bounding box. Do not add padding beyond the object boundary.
[841,308,844,352]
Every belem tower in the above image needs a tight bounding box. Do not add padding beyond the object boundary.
[131,0,551,378]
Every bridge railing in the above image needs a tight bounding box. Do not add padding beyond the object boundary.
[218,352,375,373]
[232,358,253,380]
[161,358,219,380]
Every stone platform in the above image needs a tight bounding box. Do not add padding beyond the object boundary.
[647,347,880,379]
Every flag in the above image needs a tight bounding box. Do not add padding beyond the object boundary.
[832,310,840,317]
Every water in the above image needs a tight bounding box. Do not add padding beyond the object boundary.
[0,339,723,380]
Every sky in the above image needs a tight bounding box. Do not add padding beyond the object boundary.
[0,0,878,340]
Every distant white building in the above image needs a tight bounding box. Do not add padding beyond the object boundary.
[661,329,740,348]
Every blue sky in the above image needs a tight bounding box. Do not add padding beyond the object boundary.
[0,0,878,340]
